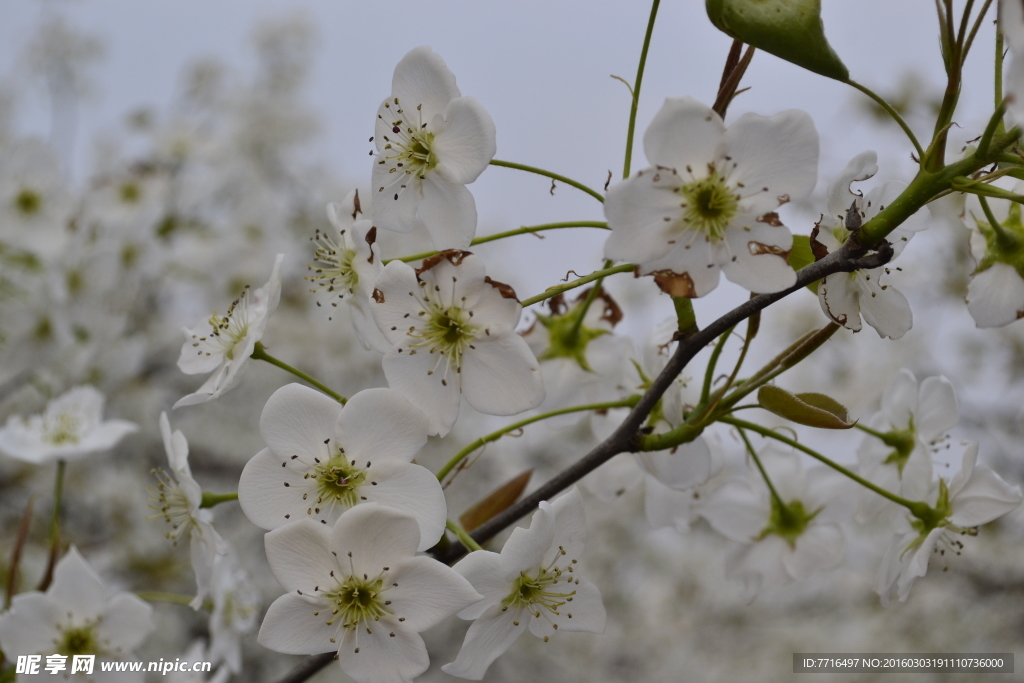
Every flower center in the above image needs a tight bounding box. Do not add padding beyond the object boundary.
[44,413,81,445]
[56,624,100,657]
[377,98,438,200]
[119,181,141,204]
[313,453,367,509]
[207,287,253,360]
[308,229,360,299]
[677,170,739,241]
[410,305,478,374]
[324,574,390,630]
[758,498,819,548]
[501,547,578,620]
[147,468,196,543]
[14,188,42,216]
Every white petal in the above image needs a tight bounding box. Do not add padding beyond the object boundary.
[881,369,919,429]
[967,262,1024,328]
[415,251,490,314]
[337,389,428,464]
[330,504,421,577]
[895,528,942,602]
[260,383,342,461]
[701,481,767,542]
[336,620,429,683]
[451,551,508,620]
[434,97,496,185]
[362,461,448,551]
[916,376,959,441]
[500,506,556,577]
[390,46,461,120]
[370,261,425,346]
[642,96,723,170]
[639,440,711,490]
[382,556,481,631]
[74,420,138,457]
[461,333,544,416]
[826,150,878,220]
[950,444,1023,526]
[548,486,588,560]
[442,604,528,681]
[49,547,106,618]
[857,272,913,340]
[644,476,701,533]
[371,159,419,234]
[238,448,318,529]
[899,444,934,502]
[783,524,845,580]
[582,454,643,501]
[415,174,478,249]
[641,236,722,297]
[95,593,153,652]
[0,593,62,654]
[720,109,819,216]
[604,169,687,265]
[264,520,335,592]
[527,576,604,638]
[382,345,461,437]
[257,593,336,655]
[720,222,796,294]
[818,272,863,332]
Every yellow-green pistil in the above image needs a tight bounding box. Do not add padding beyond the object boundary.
[312,453,367,509]
[45,413,81,445]
[501,547,578,625]
[308,229,360,299]
[55,622,100,657]
[378,98,438,199]
[757,498,820,548]
[14,188,42,215]
[324,574,389,630]
[678,169,739,241]
[411,305,478,374]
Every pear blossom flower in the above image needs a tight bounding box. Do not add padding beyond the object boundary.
[443,487,606,680]
[0,547,153,683]
[0,138,74,261]
[258,505,482,683]
[238,384,446,551]
[522,289,634,418]
[148,412,226,609]
[372,46,496,249]
[0,385,137,464]
[813,151,926,339]
[370,251,544,437]
[207,552,260,674]
[603,96,818,297]
[307,190,389,351]
[876,442,1023,604]
[174,253,284,408]
[961,178,1024,327]
[857,369,958,514]
[700,445,856,601]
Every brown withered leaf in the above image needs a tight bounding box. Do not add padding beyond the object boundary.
[351,189,362,219]
[572,288,623,327]
[757,212,784,227]
[484,276,518,300]
[748,241,790,258]
[416,249,472,276]
[372,288,385,303]
[809,225,830,261]
[365,226,377,264]
[459,470,533,532]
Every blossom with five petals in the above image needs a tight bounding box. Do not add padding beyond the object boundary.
[603,96,818,297]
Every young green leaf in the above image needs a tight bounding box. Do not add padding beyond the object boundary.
[757,385,854,429]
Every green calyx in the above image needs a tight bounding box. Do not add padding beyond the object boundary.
[880,422,917,475]
[757,497,820,548]
[974,202,1024,278]
[705,0,849,81]
[907,480,952,545]
[537,310,608,372]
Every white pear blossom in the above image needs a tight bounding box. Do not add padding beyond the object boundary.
[258,505,482,683]
[522,289,634,418]
[148,412,226,609]
[174,252,284,408]
[0,385,137,464]
[876,442,1023,604]
[370,251,544,437]
[443,487,605,680]
[813,151,926,339]
[857,369,958,515]
[308,190,389,351]
[603,96,818,297]
[207,552,260,674]
[0,138,74,261]
[372,46,496,249]
[0,547,153,683]
[238,383,446,551]
[961,178,1024,327]
[700,445,856,601]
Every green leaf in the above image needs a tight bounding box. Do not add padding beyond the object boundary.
[757,385,854,429]
[787,234,819,294]
[459,469,532,532]
[705,0,849,82]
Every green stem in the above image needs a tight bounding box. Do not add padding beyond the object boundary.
[977,100,1008,158]
[964,0,994,61]
[846,80,925,160]
[722,417,920,511]
[436,397,640,482]
[49,460,65,554]
[700,327,734,405]
[854,422,891,441]
[996,12,1005,112]
[623,0,661,179]
[199,491,238,508]
[520,264,634,308]
[736,427,786,510]
[977,196,1019,249]
[566,259,613,343]
[446,520,483,552]
[251,342,347,404]
[136,591,212,611]
[385,222,610,264]
[489,159,604,203]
